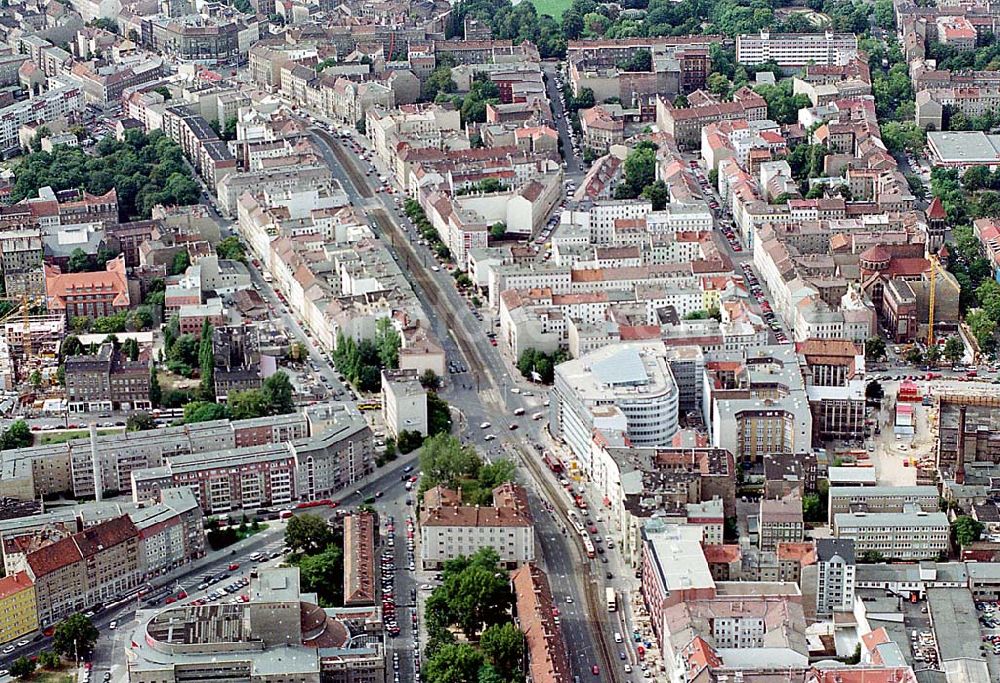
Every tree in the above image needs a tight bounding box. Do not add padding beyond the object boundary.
[419,434,480,490]
[53,613,99,658]
[127,411,156,431]
[9,656,34,679]
[925,344,941,365]
[489,222,506,240]
[904,346,924,365]
[427,392,452,435]
[36,650,60,669]
[149,367,162,407]
[68,248,91,273]
[943,336,965,364]
[29,369,41,388]
[861,550,885,563]
[171,250,191,276]
[1,420,32,450]
[964,165,992,191]
[953,515,984,547]
[299,544,343,606]
[802,493,825,523]
[864,336,887,362]
[285,513,334,553]
[423,643,485,683]
[420,369,440,389]
[397,430,424,454]
[183,401,229,423]
[199,320,214,401]
[480,622,525,680]
[866,380,884,402]
[640,180,669,211]
[261,372,295,414]
[122,337,140,361]
[376,318,401,369]
[228,389,270,421]
[707,72,731,99]
[615,142,656,199]
[216,236,247,262]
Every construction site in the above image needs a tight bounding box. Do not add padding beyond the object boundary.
[936,394,1000,480]
[0,302,63,393]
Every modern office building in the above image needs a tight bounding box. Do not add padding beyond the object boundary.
[833,507,949,561]
[553,342,680,476]
[736,31,859,68]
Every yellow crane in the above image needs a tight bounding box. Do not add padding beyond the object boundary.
[0,295,48,364]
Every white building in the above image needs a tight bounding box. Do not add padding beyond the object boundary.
[381,369,428,438]
[553,342,679,476]
[815,538,855,617]
[736,31,859,68]
[0,78,84,152]
[832,507,949,561]
[419,483,533,570]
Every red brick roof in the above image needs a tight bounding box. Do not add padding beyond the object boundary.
[511,564,571,683]
[74,515,139,558]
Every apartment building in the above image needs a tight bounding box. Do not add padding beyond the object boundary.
[0,572,37,646]
[705,345,813,464]
[26,515,141,626]
[381,369,428,438]
[833,507,949,560]
[343,512,375,607]
[0,77,84,153]
[0,229,44,298]
[736,31,859,68]
[815,538,856,617]
[419,483,533,570]
[510,564,572,683]
[656,88,767,149]
[759,495,804,551]
[65,342,151,413]
[797,338,866,441]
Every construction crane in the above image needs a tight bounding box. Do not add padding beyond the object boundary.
[0,295,48,366]
[927,252,939,348]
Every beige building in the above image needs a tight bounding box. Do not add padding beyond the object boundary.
[25,515,141,626]
[759,495,804,551]
[419,483,534,570]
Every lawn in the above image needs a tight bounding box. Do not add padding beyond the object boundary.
[28,671,75,682]
[36,428,120,445]
[531,0,572,19]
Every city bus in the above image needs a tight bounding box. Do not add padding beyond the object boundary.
[583,536,595,559]
[606,587,617,612]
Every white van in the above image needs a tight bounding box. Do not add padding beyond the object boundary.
[614,632,623,643]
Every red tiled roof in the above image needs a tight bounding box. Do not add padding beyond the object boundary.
[0,571,33,601]
[25,536,82,577]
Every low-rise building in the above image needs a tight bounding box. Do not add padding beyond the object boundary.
[833,507,949,560]
[45,255,130,323]
[125,567,385,683]
[419,483,533,570]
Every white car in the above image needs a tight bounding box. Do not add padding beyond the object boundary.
[431,265,440,272]
[479,422,491,429]
[484,434,496,441]
[109,621,117,630]
[1,646,13,655]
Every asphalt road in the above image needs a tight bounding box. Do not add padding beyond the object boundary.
[306,118,618,681]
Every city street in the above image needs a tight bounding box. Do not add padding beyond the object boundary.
[305,119,621,681]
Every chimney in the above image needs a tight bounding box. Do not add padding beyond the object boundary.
[89,423,102,503]
[956,404,967,484]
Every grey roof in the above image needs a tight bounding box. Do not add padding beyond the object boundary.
[834,511,949,528]
[816,538,855,564]
[592,347,647,386]
[926,587,987,663]
[966,562,1000,580]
